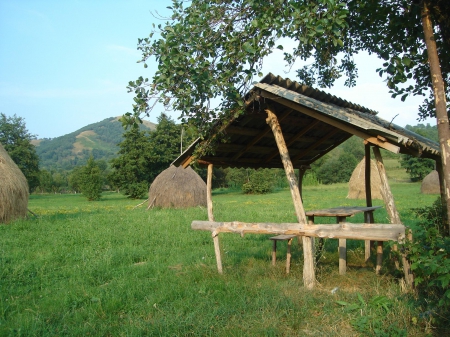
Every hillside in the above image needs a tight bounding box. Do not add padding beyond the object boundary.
[33,117,156,171]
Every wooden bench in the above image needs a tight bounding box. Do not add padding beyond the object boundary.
[269,234,296,274]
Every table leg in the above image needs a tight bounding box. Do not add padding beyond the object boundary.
[376,241,383,274]
[272,240,277,266]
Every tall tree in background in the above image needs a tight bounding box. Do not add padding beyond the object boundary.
[127,0,449,225]
[0,113,40,191]
[111,113,182,199]
[78,156,103,201]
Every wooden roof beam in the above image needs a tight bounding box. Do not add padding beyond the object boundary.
[262,120,321,163]
[292,128,341,162]
[232,109,294,160]
[259,90,401,154]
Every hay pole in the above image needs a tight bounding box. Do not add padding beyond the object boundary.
[27,208,39,218]
[133,198,149,210]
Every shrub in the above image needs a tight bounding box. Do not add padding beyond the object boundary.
[242,169,273,194]
[406,198,450,323]
[316,152,357,184]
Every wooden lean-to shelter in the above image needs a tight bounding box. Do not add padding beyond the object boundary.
[173,73,441,289]
[0,143,29,224]
[148,165,207,208]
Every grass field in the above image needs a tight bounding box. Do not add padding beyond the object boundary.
[0,182,443,336]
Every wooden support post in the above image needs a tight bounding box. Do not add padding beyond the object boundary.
[364,144,374,262]
[337,216,347,275]
[372,147,401,224]
[207,164,222,274]
[376,241,383,275]
[266,108,315,289]
[373,147,414,285]
[271,240,277,266]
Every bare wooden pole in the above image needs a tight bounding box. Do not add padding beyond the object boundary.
[207,164,222,274]
[372,147,401,224]
[266,108,315,289]
[337,216,347,275]
[364,144,374,262]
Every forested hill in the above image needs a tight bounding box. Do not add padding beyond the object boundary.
[33,117,156,171]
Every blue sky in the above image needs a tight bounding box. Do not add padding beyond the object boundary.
[1,0,434,139]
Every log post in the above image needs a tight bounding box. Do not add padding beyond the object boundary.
[373,147,413,285]
[207,163,222,274]
[364,143,374,262]
[337,216,347,275]
[266,108,315,289]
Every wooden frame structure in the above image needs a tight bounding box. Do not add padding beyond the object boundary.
[173,73,441,289]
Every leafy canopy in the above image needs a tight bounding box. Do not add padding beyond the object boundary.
[127,0,449,134]
[0,113,40,191]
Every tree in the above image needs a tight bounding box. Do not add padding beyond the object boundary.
[78,156,103,201]
[127,0,449,225]
[0,113,40,191]
[110,113,182,199]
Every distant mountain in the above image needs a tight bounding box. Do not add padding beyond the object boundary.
[33,117,156,171]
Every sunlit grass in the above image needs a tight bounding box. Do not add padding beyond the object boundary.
[0,183,440,336]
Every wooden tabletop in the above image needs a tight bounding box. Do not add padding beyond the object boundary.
[305,206,382,217]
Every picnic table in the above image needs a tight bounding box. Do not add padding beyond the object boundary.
[305,206,382,274]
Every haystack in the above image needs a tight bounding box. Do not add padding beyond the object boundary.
[0,143,29,223]
[347,158,383,200]
[421,170,440,194]
[148,165,207,208]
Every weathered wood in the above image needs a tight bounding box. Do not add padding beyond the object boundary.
[258,88,401,154]
[305,206,382,217]
[339,239,347,275]
[270,235,296,273]
[372,147,401,224]
[265,108,314,289]
[365,144,374,262]
[191,221,406,242]
[207,164,222,274]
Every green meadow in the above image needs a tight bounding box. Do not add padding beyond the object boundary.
[0,182,441,336]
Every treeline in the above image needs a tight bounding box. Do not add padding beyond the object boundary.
[1,112,438,199]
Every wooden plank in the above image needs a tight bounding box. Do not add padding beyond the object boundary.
[305,206,382,217]
[191,221,406,242]
[265,108,315,289]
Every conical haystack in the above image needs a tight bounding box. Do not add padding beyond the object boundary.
[148,165,207,208]
[0,143,29,223]
[421,170,440,194]
[347,158,383,200]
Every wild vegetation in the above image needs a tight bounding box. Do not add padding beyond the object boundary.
[1,181,447,336]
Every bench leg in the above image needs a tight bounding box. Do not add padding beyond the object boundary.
[272,240,277,266]
[286,238,293,274]
[339,239,346,275]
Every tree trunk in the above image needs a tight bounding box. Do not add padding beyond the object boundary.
[421,1,450,232]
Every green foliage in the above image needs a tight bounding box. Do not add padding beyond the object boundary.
[316,152,358,184]
[242,169,273,194]
[127,1,449,133]
[109,113,181,199]
[400,154,434,182]
[0,113,40,191]
[337,293,407,337]
[78,156,102,201]
[407,198,450,316]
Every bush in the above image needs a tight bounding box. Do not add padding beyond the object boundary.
[79,156,103,201]
[406,198,450,323]
[316,152,357,184]
[241,169,273,194]
[123,182,149,199]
